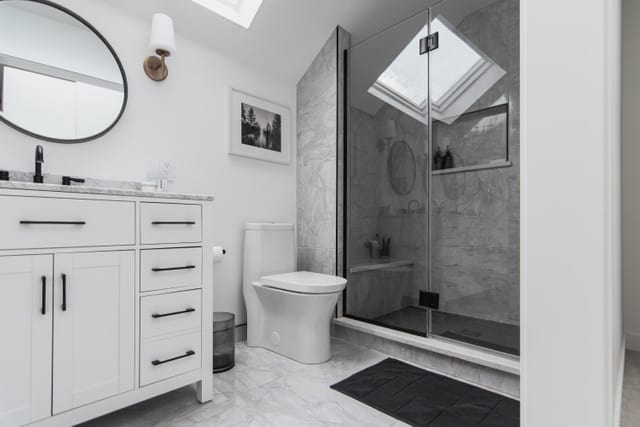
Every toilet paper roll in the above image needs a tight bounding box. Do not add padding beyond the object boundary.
[213,246,226,263]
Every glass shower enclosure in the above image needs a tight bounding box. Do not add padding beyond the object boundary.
[343,0,520,356]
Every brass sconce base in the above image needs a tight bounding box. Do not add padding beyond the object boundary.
[144,50,170,81]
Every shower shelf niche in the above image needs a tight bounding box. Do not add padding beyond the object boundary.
[432,160,512,176]
[349,258,414,274]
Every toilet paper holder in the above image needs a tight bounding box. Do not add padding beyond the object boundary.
[213,246,227,263]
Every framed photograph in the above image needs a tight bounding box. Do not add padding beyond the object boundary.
[229,88,291,164]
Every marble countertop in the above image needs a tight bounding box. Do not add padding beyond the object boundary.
[0,180,214,202]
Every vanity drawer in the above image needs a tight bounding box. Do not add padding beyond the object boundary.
[140,332,201,386]
[140,203,202,245]
[140,247,202,292]
[141,290,201,339]
[0,195,134,250]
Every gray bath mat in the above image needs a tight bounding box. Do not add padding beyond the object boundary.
[330,358,519,426]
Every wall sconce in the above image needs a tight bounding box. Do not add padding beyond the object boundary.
[143,13,176,82]
[378,119,397,152]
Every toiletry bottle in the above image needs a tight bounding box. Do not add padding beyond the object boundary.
[433,147,443,170]
[384,237,391,258]
[444,146,454,169]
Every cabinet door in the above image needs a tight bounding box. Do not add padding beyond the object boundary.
[53,251,134,414]
[0,255,52,426]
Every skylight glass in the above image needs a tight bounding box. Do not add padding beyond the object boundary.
[376,26,428,108]
[429,18,482,103]
[368,15,506,125]
[191,0,263,29]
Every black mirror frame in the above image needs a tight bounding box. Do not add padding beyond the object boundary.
[0,0,128,144]
[388,140,416,196]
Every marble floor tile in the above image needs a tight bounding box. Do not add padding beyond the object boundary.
[81,338,409,427]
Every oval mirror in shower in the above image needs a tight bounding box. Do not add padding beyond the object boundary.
[388,140,416,195]
[0,0,128,143]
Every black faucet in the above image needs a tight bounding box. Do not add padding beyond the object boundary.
[62,176,85,186]
[33,145,44,183]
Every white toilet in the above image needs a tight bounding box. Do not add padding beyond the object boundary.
[243,222,347,364]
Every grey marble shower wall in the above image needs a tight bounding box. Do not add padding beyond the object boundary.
[347,103,429,321]
[431,0,520,325]
[296,27,350,274]
[346,0,520,326]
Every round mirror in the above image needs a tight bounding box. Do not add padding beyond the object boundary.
[0,0,127,143]
[388,140,416,195]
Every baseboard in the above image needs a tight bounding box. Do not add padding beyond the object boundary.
[626,331,640,352]
[614,337,626,427]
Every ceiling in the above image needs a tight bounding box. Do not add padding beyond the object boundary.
[106,0,435,83]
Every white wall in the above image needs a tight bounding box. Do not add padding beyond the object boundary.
[521,0,622,426]
[623,0,640,353]
[0,0,297,326]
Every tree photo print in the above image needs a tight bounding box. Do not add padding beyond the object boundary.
[241,102,282,153]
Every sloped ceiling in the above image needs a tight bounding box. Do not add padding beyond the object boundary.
[105,0,435,83]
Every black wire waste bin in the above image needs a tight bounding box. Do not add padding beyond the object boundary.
[213,312,235,373]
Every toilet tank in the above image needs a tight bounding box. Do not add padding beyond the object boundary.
[243,223,296,286]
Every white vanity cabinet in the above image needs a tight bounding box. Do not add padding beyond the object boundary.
[52,251,135,414]
[0,186,213,427]
[0,255,53,426]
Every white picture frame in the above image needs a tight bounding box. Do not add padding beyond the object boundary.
[229,88,291,165]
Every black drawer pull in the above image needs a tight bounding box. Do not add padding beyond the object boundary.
[152,265,196,272]
[151,221,196,225]
[151,350,195,366]
[152,307,196,318]
[20,220,86,225]
[41,276,46,315]
[61,274,67,312]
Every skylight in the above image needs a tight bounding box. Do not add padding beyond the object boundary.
[376,27,428,107]
[430,18,482,103]
[368,15,506,125]
[191,0,263,29]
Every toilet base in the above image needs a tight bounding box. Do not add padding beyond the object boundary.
[248,283,341,364]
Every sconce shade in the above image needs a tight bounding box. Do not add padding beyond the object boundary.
[384,119,397,140]
[149,13,176,55]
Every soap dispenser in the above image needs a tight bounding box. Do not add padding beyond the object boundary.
[433,146,443,170]
[443,146,454,169]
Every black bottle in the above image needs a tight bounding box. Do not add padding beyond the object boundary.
[443,146,454,169]
[433,146,443,170]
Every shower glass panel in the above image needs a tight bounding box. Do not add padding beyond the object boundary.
[428,0,520,356]
[344,10,430,335]
[343,0,519,357]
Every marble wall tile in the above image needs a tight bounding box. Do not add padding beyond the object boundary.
[333,3,521,361]
[430,0,520,325]
[297,27,351,275]
[346,107,380,263]
[346,103,430,318]
[346,269,415,319]
[346,0,520,327]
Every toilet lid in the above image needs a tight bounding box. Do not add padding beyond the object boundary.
[260,271,347,294]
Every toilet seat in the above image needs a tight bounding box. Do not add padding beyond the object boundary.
[260,271,347,294]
